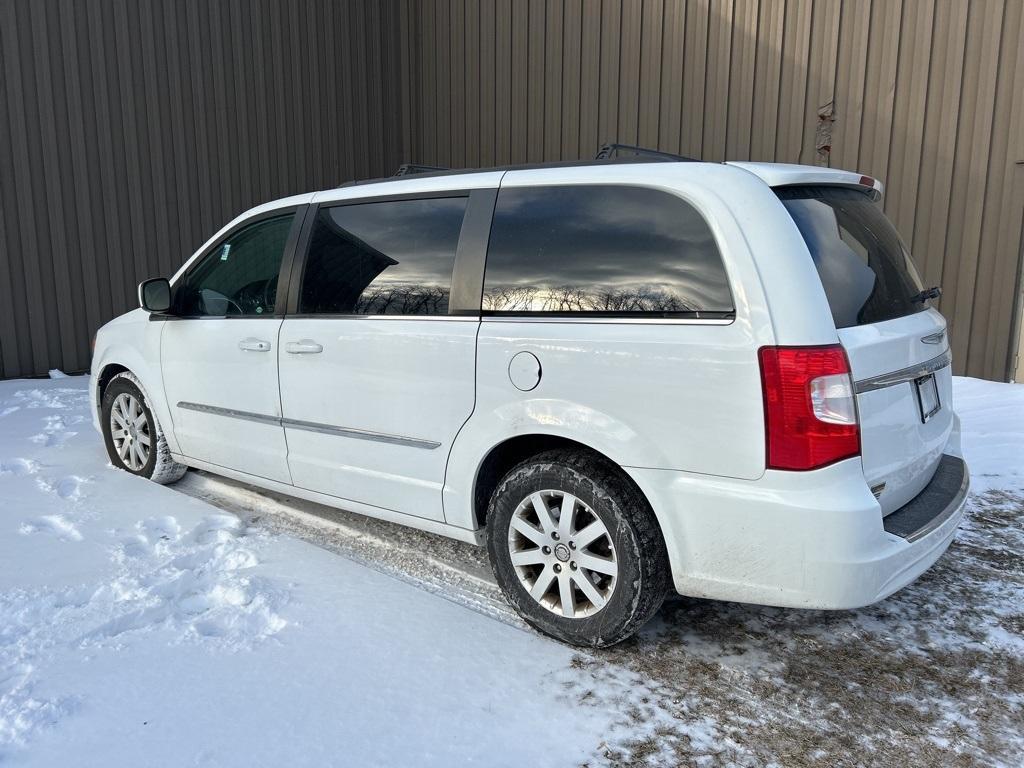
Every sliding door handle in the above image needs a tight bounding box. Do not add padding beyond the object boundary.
[285,339,323,354]
[238,338,271,352]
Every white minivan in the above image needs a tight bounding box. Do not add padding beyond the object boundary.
[91,155,969,646]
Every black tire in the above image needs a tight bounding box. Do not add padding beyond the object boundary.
[486,449,670,647]
[100,372,188,484]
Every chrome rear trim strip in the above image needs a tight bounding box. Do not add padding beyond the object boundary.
[175,402,439,450]
[854,350,952,394]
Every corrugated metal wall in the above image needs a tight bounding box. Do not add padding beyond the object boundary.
[2,0,1023,381]
[0,0,403,379]
[403,0,1024,381]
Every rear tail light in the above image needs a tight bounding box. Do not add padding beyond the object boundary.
[758,345,860,471]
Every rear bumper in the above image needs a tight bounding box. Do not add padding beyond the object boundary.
[626,442,969,610]
[882,454,967,542]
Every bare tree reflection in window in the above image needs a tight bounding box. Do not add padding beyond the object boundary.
[301,197,467,316]
[482,186,734,317]
[483,285,699,314]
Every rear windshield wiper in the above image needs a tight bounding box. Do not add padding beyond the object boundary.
[911,286,942,303]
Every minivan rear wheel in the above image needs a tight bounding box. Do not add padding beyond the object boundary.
[486,450,669,647]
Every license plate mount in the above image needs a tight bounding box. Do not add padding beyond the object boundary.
[915,373,940,423]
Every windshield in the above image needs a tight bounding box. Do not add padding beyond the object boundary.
[777,185,926,328]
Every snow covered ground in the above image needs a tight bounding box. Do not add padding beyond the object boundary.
[0,374,1022,766]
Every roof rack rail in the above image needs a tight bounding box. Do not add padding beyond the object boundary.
[394,162,450,177]
[594,143,698,162]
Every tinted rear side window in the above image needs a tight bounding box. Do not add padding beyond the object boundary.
[300,197,468,316]
[777,186,926,328]
[482,185,733,317]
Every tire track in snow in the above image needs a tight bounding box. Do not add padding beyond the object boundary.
[173,471,524,629]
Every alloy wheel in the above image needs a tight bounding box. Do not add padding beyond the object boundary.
[507,489,617,618]
[109,392,151,471]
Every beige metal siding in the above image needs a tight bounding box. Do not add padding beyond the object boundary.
[2,0,1022,381]
[404,0,1024,380]
[0,0,403,379]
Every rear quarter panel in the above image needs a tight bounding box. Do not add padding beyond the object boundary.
[444,163,836,530]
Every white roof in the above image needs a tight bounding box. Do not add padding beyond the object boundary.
[222,160,883,243]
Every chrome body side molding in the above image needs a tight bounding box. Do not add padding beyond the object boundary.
[282,417,441,449]
[176,401,441,450]
[176,401,281,426]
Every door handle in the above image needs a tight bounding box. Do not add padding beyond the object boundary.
[285,339,323,354]
[238,337,272,352]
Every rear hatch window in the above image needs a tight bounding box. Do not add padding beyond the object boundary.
[776,185,926,328]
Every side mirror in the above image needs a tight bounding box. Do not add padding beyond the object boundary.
[138,278,172,313]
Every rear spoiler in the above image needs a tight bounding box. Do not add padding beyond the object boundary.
[725,162,884,201]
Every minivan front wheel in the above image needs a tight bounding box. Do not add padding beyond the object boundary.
[101,372,187,485]
[110,391,151,471]
[486,450,669,647]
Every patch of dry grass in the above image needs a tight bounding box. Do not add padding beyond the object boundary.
[573,491,1024,767]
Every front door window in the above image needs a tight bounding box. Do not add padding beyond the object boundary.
[175,214,294,317]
